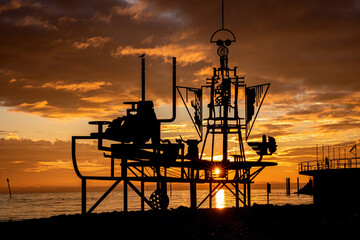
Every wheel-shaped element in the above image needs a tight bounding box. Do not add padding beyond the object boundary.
[149,188,169,210]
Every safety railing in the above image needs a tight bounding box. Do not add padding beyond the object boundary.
[298,157,360,172]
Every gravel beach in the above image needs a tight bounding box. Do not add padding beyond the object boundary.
[2,204,360,239]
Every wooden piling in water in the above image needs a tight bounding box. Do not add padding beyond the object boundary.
[286,178,290,196]
[7,178,12,199]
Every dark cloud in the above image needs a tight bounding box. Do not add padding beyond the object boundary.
[0,0,359,123]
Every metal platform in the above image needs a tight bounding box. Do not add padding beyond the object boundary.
[299,145,360,207]
[71,1,277,214]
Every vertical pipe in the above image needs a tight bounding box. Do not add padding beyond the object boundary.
[267,183,271,204]
[211,132,215,162]
[235,180,239,208]
[122,158,128,212]
[221,0,224,29]
[141,57,145,101]
[222,79,230,162]
[82,178,86,214]
[297,177,299,196]
[159,57,176,122]
[234,76,239,118]
[111,157,114,178]
[181,146,184,179]
[355,143,358,168]
[247,179,251,207]
[161,167,167,211]
[172,57,176,120]
[209,181,212,208]
[286,178,291,196]
[141,166,144,211]
[98,123,103,150]
[190,168,197,209]
[243,182,247,207]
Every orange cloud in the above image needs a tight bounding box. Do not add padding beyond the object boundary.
[25,81,112,93]
[111,43,210,65]
[73,36,111,50]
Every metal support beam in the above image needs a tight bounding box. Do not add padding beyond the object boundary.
[197,182,222,208]
[190,168,197,209]
[209,181,212,208]
[141,166,145,211]
[122,158,128,212]
[82,178,86,215]
[87,180,121,214]
[127,180,156,210]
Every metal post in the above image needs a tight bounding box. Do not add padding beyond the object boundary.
[235,180,239,208]
[356,143,358,168]
[7,178,12,199]
[246,168,251,206]
[243,179,247,207]
[286,178,291,196]
[141,166,144,211]
[267,183,271,204]
[141,57,145,101]
[81,178,86,214]
[247,179,251,207]
[122,158,128,212]
[221,0,224,29]
[161,167,167,212]
[209,181,212,208]
[190,168,197,209]
[297,177,299,196]
[111,157,114,178]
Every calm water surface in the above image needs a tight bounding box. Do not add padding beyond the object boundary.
[0,188,313,222]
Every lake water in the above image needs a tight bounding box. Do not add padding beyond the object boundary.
[0,188,313,222]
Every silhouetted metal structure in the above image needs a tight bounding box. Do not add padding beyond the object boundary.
[72,1,277,214]
[299,141,360,206]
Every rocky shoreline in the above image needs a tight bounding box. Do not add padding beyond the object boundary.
[2,204,360,239]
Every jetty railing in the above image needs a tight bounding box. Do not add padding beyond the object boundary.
[298,157,360,172]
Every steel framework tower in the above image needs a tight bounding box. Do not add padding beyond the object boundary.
[71,1,277,214]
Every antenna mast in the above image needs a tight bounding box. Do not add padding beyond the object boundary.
[222,0,224,29]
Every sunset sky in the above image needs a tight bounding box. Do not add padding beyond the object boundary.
[1,0,360,193]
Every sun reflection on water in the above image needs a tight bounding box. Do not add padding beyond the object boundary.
[215,189,225,208]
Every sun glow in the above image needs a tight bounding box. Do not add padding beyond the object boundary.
[215,189,225,209]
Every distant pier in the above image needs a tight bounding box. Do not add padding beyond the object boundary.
[299,156,360,207]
